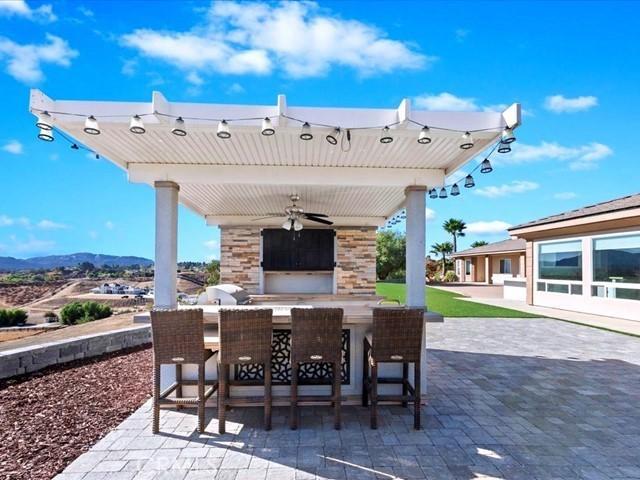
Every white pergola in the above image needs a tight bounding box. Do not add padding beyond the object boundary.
[29,89,521,309]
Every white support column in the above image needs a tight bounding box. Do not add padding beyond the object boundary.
[154,181,179,309]
[405,186,427,308]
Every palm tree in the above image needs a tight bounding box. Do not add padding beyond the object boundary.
[470,240,489,248]
[430,241,454,276]
[443,218,467,252]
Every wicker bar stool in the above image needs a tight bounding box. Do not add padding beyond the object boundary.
[150,309,218,434]
[290,308,343,430]
[218,308,273,434]
[362,308,424,430]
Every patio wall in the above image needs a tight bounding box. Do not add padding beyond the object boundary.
[219,226,377,295]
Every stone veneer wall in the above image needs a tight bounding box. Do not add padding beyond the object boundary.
[335,227,377,295]
[220,226,261,294]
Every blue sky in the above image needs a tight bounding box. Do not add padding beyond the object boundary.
[1,0,639,261]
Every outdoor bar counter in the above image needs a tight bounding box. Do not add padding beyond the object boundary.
[135,300,443,404]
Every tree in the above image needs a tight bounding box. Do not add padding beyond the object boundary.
[430,241,454,276]
[205,260,220,286]
[78,261,95,272]
[376,231,406,280]
[443,218,467,252]
[470,240,489,248]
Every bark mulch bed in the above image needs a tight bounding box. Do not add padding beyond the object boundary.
[0,345,152,480]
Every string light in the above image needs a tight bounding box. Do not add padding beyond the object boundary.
[464,174,475,188]
[300,122,313,140]
[439,187,448,199]
[36,111,53,130]
[380,126,393,144]
[480,158,493,173]
[71,143,79,150]
[497,142,511,154]
[429,189,438,199]
[129,115,145,134]
[450,183,460,196]
[217,120,231,139]
[38,128,54,142]
[501,127,516,144]
[417,126,431,144]
[460,131,474,149]
[261,117,275,136]
[171,117,187,136]
[83,115,100,135]
[326,127,340,145]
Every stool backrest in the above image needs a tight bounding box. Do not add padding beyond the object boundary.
[219,309,273,364]
[372,308,424,363]
[151,309,205,364]
[291,308,343,364]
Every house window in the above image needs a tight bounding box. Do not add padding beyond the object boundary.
[592,285,640,301]
[499,258,512,274]
[538,240,582,280]
[465,260,472,276]
[593,234,640,284]
[547,283,569,294]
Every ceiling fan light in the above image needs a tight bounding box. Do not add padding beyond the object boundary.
[380,126,393,144]
[171,117,187,136]
[129,114,145,134]
[300,122,313,140]
[417,126,431,144]
[326,127,340,145]
[282,219,292,230]
[480,158,493,173]
[37,127,54,142]
[293,219,303,231]
[261,117,275,136]
[501,127,516,144]
[460,131,474,149]
[36,110,53,130]
[217,120,231,139]
[83,115,100,135]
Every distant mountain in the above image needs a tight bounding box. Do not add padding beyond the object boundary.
[0,252,153,272]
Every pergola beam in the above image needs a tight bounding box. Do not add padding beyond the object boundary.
[205,215,386,227]
[128,163,445,188]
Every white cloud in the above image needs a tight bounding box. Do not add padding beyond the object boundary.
[0,34,77,83]
[544,94,598,113]
[186,71,204,86]
[454,28,469,42]
[425,207,436,221]
[553,192,577,200]
[474,180,539,199]
[37,219,68,229]
[0,1,57,23]
[121,1,431,79]
[105,221,115,230]
[121,59,137,76]
[498,141,613,171]
[466,220,512,236]
[88,230,98,239]
[0,235,55,255]
[78,6,94,18]
[204,239,219,250]
[226,82,245,95]
[0,215,30,227]
[2,140,23,155]
[414,92,478,111]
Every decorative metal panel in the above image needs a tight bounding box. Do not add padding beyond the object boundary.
[235,329,350,385]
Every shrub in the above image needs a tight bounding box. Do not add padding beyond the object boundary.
[443,271,459,283]
[60,301,112,325]
[43,311,58,322]
[0,308,28,327]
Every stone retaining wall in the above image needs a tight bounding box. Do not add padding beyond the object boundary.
[0,325,151,380]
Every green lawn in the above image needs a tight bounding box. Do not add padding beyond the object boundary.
[376,282,540,318]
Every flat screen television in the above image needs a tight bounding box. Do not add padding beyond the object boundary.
[262,229,334,271]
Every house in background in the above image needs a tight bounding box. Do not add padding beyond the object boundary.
[509,193,640,321]
[452,238,526,285]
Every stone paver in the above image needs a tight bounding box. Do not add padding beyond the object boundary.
[55,318,640,479]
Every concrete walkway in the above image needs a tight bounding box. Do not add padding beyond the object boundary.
[458,297,640,336]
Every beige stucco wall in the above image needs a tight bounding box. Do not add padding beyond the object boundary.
[219,226,261,294]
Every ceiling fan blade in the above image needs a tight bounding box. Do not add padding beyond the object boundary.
[302,212,329,218]
[251,215,282,221]
[304,215,333,225]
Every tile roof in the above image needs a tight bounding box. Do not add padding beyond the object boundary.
[452,238,525,257]
[509,193,640,231]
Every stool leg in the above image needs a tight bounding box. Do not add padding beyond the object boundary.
[370,362,378,430]
[402,362,409,408]
[333,361,341,430]
[264,362,272,431]
[414,361,421,430]
[218,363,227,434]
[175,364,183,411]
[198,363,205,433]
[290,362,298,430]
[153,362,161,434]
[362,339,369,407]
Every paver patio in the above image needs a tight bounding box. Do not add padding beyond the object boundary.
[54,317,640,480]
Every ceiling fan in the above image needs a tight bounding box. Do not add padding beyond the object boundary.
[253,194,333,231]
